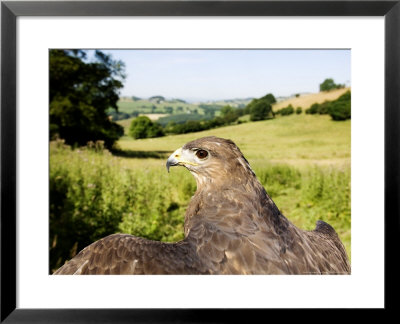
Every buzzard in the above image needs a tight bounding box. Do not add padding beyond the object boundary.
[54,136,350,275]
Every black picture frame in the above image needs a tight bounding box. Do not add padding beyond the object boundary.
[1,0,398,322]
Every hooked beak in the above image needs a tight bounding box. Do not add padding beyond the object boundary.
[166,148,183,173]
[166,147,199,172]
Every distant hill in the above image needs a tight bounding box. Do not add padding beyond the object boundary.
[201,98,253,108]
[149,96,166,103]
[113,95,253,121]
[273,87,351,111]
[172,98,187,103]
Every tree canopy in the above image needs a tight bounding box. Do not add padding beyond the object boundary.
[319,78,345,92]
[247,93,276,121]
[129,116,165,139]
[50,50,125,149]
[305,91,351,121]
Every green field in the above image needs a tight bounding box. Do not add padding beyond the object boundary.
[116,98,205,115]
[117,114,350,167]
[50,114,351,272]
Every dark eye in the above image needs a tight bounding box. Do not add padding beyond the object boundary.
[195,150,208,159]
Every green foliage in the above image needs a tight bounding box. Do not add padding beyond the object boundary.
[317,101,331,114]
[260,93,277,104]
[108,111,131,121]
[249,101,272,121]
[110,96,203,119]
[129,116,164,139]
[164,106,173,114]
[305,91,351,121]
[299,167,351,233]
[158,106,246,135]
[170,120,205,134]
[157,113,210,127]
[257,164,302,197]
[296,107,302,114]
[220,105,234,117]
[277,104,295,116]
[306,103,320,115]
[149,96,165,101]
[247,93,275,121]
[328,91,351,121]
[319,78,345,92]
[50,140,126,272]
[219,105,241,124]
[199,104,224,113]
[49,50,125,149]
[49,141,196,272]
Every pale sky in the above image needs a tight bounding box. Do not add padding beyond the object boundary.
[103,49,350,102]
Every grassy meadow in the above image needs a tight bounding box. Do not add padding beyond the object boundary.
[117,98,204,115]
[117,114,350,167]
[50,113,351,272]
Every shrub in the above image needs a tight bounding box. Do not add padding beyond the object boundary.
[171,120,205,134]
[318,101,331,115]
[129,116,164,139]
[305,91,351,121]
[306,103,320,114]
[279,104,295,116]
[49,142,194,272]
[328,91,351,121]
[329,100,351,121]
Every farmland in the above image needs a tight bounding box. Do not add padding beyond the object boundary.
[117,114,350,167]
[272,87,351,111]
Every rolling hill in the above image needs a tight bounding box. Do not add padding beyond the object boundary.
[272,87,351,111]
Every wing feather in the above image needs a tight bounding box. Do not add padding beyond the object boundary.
[53,233,206,275]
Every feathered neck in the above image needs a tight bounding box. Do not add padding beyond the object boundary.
[184,155,286,236]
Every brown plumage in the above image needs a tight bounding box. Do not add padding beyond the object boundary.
[53,136,350,275]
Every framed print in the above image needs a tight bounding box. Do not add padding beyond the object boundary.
[1,0,399,321]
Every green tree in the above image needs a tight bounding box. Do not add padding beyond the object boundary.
[319,78,345,92]
[279,104,295,116]
[306,103,320,114]
[246,94,275,121]
[50,50,125,149]
[220,105,234,116]
[318,101,331,114]
[328,91,351,121]
[129,116,164,139]
[220,105,239,124]
[260,93,277,104]
[164,106,173,114]
[249,101,272,121]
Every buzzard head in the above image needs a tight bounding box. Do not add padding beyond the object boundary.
[166,136,255,188]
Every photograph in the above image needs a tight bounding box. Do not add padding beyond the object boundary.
[49,49,351,275]
[2,0,396,319]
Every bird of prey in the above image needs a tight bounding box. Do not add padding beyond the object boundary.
[53,136,350,275]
